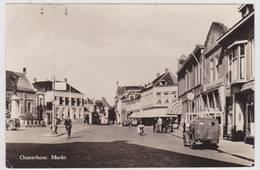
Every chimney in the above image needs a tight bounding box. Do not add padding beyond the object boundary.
[165,68,169,73]
[157,73,160,77]
[51,76,55,82]
[33,78,37,82]
[64,78,67,82]
[23,68,26,75]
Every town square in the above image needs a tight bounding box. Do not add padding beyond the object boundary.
[3,2,256,168]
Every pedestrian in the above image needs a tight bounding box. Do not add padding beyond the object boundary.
[54,118,58,134]
[170,117,174,132]
[129,119,132,128]
[153,118,157,133]
[64,117,72,138]
[157,117,162,133]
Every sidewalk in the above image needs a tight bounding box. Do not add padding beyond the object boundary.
[170,127,254,162]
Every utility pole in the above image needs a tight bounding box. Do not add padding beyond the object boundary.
[40,4,68,134]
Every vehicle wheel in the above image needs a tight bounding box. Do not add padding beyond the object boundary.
[190,135,195,149]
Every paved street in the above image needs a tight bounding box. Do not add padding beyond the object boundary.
[6,125,253,168]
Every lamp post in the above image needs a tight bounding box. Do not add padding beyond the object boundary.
[40,4,68,134]
[64,65,77,120]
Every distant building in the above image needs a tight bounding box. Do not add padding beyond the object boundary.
[131,69,180,126]
[6,69,36,121]
[95,97,111,125]
[84,98,95,124]
[115,85,143,125]
[33,79,84,124]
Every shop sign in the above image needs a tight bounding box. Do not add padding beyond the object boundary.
[54,82,67,91]
[187,93,194,100]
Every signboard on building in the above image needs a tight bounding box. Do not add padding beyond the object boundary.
[187,93,194,100]
[54,82,67,91]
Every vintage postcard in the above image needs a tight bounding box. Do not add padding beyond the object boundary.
[2,0,256,169]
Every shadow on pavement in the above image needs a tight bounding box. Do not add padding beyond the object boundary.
[67,136,81,139]
[6,140,247,168]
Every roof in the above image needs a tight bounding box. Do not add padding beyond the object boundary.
[33,80,82,94]
[116,86,143,96]
[217,10,254,43]
[176,45,204,74]
[6,70,35,93]
[84,98,94,105]
[142,71,178,92]
[95,98,111,109]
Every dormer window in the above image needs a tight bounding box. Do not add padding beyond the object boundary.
[160,80,166,86]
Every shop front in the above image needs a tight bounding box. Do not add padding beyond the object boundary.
[225,81,254,144]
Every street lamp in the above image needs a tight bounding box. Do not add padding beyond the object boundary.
[64,65,77,121]
[40,4,68,134]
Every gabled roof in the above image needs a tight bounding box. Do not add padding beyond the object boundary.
[33,80,82,94]
[84,98,94,105]
[6,70,35,93]
[217,10,254,43]
[95,98,111,109]
[116,86,143,96]
[142,71,178,92]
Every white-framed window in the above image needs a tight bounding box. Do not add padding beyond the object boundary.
[228,43,246,82]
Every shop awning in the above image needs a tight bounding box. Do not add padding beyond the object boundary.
[167,101,181,115]
[130,109,171,118]
[241,81,254,91]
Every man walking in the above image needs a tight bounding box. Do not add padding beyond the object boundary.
[157,117,162,133]
[64,117,72,139]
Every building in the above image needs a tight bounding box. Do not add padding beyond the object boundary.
[125,91,141,125]
[95,97,112,125]
[32,80,46,120]
[217,4,254,143]
[177,45,204,122]
[84,98,95,124]
[115,85,143,125]
[131,69,180,125]
[201,22,228,138]
[6,69,36,121]
[33,79,84,124]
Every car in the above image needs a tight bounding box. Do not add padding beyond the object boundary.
[183,117,219,149]
[6,118,20,130]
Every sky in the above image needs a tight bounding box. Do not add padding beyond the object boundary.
[5,3,242,105]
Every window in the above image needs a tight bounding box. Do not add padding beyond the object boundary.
[251,37,255,78]
[59,97,63,105]
[27,102,32,112]
[233,48,238,81]
[165,99,169,103]
[164,91,169,95]
[228,54,232,84]
[210,58,214,82]
[228,44,246,82]
[215,55,219,80]
[194,65,197,86]
[156,92,161,96]
[240,45,245,79]
[157,99,161,104]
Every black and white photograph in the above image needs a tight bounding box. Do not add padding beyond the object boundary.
[1,0,257,168]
